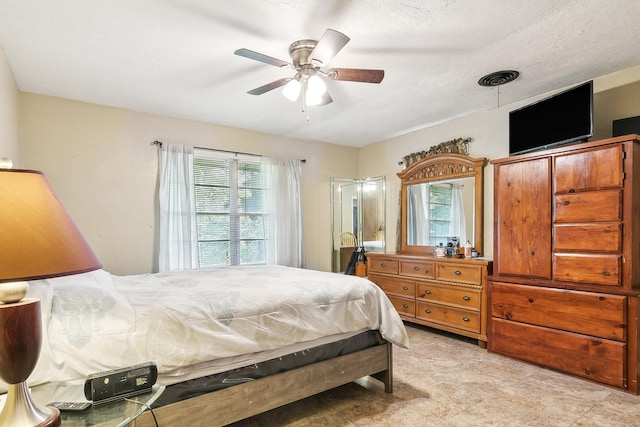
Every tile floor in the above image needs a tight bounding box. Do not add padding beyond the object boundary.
[230,324,640,426]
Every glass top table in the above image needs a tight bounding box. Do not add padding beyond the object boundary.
[29,380,164,427]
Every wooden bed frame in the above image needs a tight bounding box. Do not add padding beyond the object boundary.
[135,341,393,427]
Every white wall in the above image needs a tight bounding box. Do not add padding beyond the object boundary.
[14,64,640,275]
[359,65,640,257]
[19,93,359,275]
[0,47,18,164]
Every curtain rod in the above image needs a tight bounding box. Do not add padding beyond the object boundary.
[153,140,306,163]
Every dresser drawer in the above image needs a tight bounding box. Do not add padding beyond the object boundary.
[399,260,434,279]
[553,254,621,287]
[417,283,480,310]
[490,282,626,340]
[554,223,622,252]
[490,318,626,389]
[367,256,399,274]
[388,295,415,318]
[416,302,480,333]
[369,274,415,298]
[555,189,622,223]
[435,264,482,284]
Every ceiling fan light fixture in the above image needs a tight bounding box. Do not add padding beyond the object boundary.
[282,78,301,101]
[306,75,327,105]
[236,28,384,109]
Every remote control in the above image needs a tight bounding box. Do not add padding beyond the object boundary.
[47,401,92,412]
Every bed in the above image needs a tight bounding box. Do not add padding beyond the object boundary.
[11,265,408,426]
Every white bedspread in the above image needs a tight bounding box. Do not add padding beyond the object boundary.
[8,265,408,391]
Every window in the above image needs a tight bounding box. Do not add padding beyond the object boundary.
[428,184,453,246]
[193,151,268,266]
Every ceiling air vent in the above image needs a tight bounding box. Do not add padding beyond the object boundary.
[478,70,519,87]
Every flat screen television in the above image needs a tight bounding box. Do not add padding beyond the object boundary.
[509,80,593,155]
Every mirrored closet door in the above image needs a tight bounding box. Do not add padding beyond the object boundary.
[330,176,385,273]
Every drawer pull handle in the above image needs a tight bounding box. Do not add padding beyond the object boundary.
[563,201,570,206]
[454,270,462,276]
[402,304,409,309]
[568,188,575,193]
[424,309,431,314]
[413,266,420,271]
[424,290,431,295]
[402,286,409,291]
[462,296,471,301]
[462,317,470,322]
[380,263,386,267]
[374,282,380,286]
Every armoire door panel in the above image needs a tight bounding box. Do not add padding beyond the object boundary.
[554,145,623,193]
[496,157,551,278]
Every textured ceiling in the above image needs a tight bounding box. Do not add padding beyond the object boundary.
[1,0,639,147]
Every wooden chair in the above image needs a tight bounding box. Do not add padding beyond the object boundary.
[340,232,357,247]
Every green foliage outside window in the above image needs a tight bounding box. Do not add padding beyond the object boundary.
[428,185,452,246]
[194,157,267,266]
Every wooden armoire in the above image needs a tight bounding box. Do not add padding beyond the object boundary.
[488,134,640,393]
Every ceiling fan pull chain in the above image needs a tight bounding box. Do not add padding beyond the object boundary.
[301,81,308,115]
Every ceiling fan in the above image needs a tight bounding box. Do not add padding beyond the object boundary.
[234,29,384,109]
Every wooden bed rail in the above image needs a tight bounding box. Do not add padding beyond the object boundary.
[134,342,393,427]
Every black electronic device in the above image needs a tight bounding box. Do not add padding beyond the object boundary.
[613,115,640,137]
[509,80,593,155]
[47,401,92,412]
[84,361,157,404]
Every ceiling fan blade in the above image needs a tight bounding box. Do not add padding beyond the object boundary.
[327,68,385,83]
[309,29,350,67]
[247,78,292,95]
[234,48,291,68]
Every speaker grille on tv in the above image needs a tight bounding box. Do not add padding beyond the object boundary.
[613,115,640,137]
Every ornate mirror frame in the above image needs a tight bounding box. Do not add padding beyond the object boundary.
[398,153,486,256]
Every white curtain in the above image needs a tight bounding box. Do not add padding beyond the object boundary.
[158,143,199,272]
[408,184,429,245]
[262,156,304,268]
[449,184,467,246]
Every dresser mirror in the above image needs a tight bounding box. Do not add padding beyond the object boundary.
[398,153,486,256]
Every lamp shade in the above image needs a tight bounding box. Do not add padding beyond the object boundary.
[0,169,102,283]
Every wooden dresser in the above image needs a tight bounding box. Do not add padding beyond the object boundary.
[488,135,640,393]
[368,253,492,347]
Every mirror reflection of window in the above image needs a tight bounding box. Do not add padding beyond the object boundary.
[429,184,453,246]
[407,184,429,245]
[407,182,467,247]
[448,184,467,246]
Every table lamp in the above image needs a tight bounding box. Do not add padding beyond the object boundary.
[0,168,102,426]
